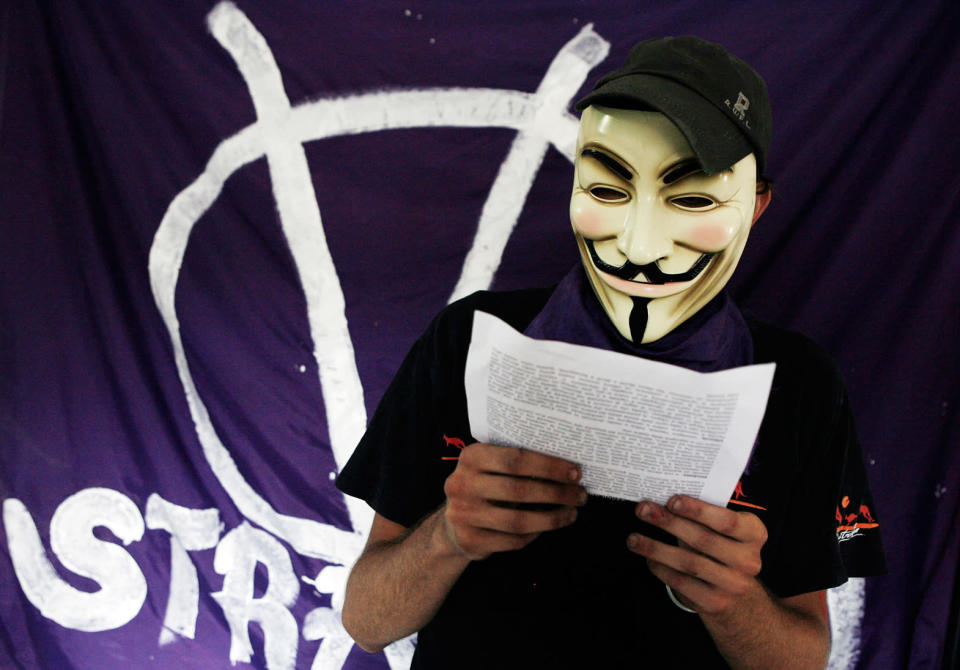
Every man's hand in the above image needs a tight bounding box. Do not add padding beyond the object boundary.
[342,443,585,652]
[441,442,587,560]
[626,495,830,669]
[627,495,767,615]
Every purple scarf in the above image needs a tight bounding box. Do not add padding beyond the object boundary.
[524,265,753,372]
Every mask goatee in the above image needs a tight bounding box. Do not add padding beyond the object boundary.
[629,297,651,343]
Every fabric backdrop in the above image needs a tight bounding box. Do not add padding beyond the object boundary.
[2,2,958,669]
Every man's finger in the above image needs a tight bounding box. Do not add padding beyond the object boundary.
[637,496,766,543]
[448,497,578,535]
[445,523,541,560]
[461,443,581,483]
[663,496,767,544]
[645,559,726,615]
[627,533,745,593]
[472,472,587,507]
[635,501,763,575]
[637,501,738,557]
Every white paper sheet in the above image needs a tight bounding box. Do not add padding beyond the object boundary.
[464,311,776,506]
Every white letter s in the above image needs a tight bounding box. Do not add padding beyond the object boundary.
[4,488,146,632]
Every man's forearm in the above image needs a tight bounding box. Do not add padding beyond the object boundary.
[341,508,470,653]
[700,587,830,670]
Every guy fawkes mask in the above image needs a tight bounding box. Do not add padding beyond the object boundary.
[570,105,763,343]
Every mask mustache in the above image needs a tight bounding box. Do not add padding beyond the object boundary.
[585,240,714,284]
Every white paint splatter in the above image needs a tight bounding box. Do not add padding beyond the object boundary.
[827,577,866,669]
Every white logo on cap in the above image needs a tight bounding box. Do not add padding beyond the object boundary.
[728,91,750,125]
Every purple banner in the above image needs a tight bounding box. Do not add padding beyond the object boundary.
[1,1,958,668]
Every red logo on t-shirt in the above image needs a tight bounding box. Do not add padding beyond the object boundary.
[728,480,767,511]
[440,434,466,461]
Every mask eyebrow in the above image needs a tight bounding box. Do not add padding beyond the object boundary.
[581,148,633,182]
[661,159,704,185]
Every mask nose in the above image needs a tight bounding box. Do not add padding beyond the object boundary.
[615,197,673,265]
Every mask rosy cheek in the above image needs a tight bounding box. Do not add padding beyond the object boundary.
[571,205,611,239]
[686,221,738,251]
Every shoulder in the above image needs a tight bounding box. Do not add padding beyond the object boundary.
[421,286,555,349]
[745,316,846,401]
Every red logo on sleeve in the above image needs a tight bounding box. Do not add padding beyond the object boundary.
[836,495,879,542]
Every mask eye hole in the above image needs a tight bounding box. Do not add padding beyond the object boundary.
[670,195,717,211]
[589,186,629,203]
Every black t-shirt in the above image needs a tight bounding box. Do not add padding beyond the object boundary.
[337,287,886,668]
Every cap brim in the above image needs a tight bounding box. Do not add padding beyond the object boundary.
[575,74,754,174]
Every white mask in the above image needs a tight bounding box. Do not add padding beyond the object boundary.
[570,106,763,343]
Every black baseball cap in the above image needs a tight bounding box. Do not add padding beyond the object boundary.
[575,36,771,175]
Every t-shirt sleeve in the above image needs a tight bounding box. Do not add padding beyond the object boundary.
[335,300,479,529]
[830,397,886,578]
[335,328,448,528]
[760,347,886,597]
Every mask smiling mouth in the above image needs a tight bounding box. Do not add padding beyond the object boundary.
[585,239,715,284]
